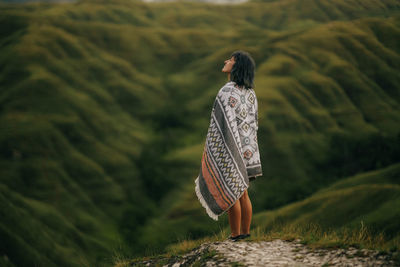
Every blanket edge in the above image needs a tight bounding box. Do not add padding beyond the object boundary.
[195,176,219,221]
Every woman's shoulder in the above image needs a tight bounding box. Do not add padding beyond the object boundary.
[219,81,248,94]
[216,81,235,98]
[217,81,258,101]
[220,81,236,91]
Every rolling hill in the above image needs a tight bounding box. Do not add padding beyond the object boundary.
[252,162,400,249]
[0,0,399,265]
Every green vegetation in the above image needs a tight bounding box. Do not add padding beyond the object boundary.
[0,0,399,266]
[151,164,399,267]
[252,163,400,251]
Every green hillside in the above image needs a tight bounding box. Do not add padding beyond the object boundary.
[155,163,400,267]
[252,162,400,250]
[0,0,400,266]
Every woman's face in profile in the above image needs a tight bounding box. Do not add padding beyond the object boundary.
[222,56,235,73]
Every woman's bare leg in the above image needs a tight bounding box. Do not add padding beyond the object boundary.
[239,190,252,235]
[228,200,241,237]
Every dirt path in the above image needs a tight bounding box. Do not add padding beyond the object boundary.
[131,239,397,266]
[204,239,395,266]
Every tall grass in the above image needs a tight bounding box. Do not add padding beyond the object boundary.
[251,221,393,251]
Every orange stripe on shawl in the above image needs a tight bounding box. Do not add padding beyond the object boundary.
[201,150,230,210]
[204,149,234,205]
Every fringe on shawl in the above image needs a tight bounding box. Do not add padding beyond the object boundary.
[194,176,219,221]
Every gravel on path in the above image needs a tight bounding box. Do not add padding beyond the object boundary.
[131,238,397,266]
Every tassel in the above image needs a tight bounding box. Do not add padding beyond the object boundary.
[195,176,219,221]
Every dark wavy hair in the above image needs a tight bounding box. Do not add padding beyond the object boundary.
[230,50,255,89]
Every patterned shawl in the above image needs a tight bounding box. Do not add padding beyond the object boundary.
[195,82,262,220]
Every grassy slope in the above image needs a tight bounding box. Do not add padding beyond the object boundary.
[0,0,400,265]
[134,163,400,267]
[252,162,400,250]
[1,2,156,266]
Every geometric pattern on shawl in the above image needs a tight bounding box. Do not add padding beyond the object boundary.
[195,86,249,220]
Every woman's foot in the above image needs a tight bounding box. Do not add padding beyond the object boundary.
[241,233,251,239]
[228,235,243,241]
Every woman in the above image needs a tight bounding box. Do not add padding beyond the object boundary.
[195,50,262,241]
